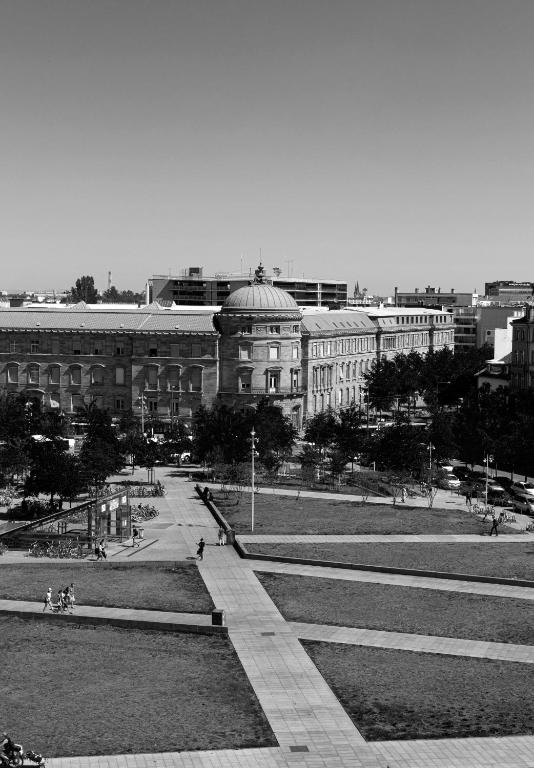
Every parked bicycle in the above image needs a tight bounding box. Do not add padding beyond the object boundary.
[131,504,159,522]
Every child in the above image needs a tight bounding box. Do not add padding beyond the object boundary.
[43,587,52,612]
[196,537,205,560]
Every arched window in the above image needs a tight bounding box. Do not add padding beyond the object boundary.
[48,366,60,386]
[91,366,105,385]
[167,365,181,391]
[27,364,40,386]
[7,363,19,384]
[70,366,82,386]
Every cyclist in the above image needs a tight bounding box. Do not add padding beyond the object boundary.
[1,733,17,765]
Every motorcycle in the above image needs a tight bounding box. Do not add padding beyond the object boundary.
[25,750,46,767]
[1,743,23,768]
[1,745,45,768]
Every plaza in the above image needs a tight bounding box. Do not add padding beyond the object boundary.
[1,468,533,768]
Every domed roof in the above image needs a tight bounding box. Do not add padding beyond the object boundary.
[220,264,300,315]
[221,283,299,314]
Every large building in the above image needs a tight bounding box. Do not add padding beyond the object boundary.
[510,305,534,391]
[453,306,525,352]
[0,268,454,430]
[394,286,478,308]
[149,266,348,308]
[485,281,534,304]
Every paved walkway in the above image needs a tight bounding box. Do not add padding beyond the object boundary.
[2,467,534,768]
[239,533,534,542]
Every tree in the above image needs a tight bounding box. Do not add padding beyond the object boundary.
[25,437,81,506]
[79,407,125,488]
[363,359,398,412]
[304,409,338,456]
[68,275,99,303]
[334,405,364,463]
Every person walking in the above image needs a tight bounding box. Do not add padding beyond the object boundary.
[132,526,141,547]
[401,487,407,503]
[489,512,499,536]
[64,583,75,613]
[196,537,205,560]
[465,489,472,507]
[217,527,225,546]
[57,587,65,612]
[43,587,52,612]
[98,538,107,560]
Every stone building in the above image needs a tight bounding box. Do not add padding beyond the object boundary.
[0,269,455,430]
[510,305,534,391]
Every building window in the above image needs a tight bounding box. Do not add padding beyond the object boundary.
[91,395,104,409]
[93,341,103,355]
[268,325,280,334]
[91,368,104,385]
[239,344,252,360]
[291,370,299,391]
[293,325,299,333]
[312,344,317,358]
[190,367,202,392]
[269,345,280,361]
[191,343,202,357]
[49,366,60,386]
[239,370,252,392]
[7,364,18,384]
[115,367,125,386]
[70,367,81,386]
[292,344,299,360]
[240,325,252,335]
[167,366,181,390]
[30,340,40,354]
[146,367,158,390]
[115,397,125,410]
[71,394,84,412]
[73,340,81,355]
[149,344,158,357]
[147,398,158,414]
[9,340,17,354]
[268,371,280,393]
[115,342,125,356]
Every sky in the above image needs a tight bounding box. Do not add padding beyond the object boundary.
[1,0,534,296]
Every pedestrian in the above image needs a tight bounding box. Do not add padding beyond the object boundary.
[465,490,472,506]
[64,583,75,612]
[99,538,107,559]
[217,527,225,546]
[132,526,140,547]
[489,512,499,536]
[196,537,205,560]
[57,587,65,612]
[43,586,52,612]
[401,487,407,503]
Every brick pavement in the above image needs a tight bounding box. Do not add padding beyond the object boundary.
[3,468,533,768]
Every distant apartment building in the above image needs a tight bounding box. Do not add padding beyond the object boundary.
[485,281,534,303]
[510,306,534,391]
[148,267,348,308]
[454,306,525,352]
[394,286,477,308]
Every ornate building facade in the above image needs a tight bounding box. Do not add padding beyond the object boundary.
[0,269,455,430]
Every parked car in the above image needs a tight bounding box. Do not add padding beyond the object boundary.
[437,460,454,473]
[510,481,534,497]
[453,467,471,481]
[493,476,514,491]
[512,495,534,516]
[439,473,461,490]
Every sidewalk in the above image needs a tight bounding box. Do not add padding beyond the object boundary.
[3,468,534,768]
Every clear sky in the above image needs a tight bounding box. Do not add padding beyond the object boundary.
[1,0,533,295]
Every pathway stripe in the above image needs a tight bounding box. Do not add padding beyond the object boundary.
[290,621,534,663]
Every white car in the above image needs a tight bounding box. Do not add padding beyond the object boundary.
[512,495,534,516]
[439,473,461,490]
[510,481,534,498]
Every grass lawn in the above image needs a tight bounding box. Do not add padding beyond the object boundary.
[2,617,276,757]
[246,542,534,581]
[255,572,534,644]
[0,562,214,613]
[301,642,534,741]
[216,492,511,535]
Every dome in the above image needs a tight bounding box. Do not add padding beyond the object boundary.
[221,283,299,315]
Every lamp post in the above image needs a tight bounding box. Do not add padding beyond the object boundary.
[251,428,257,532]
[485,453,493,507]
[137,391,147,436]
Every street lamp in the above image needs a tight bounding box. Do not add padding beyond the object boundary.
[250,428,258,532]
[137,391,147,436]
[485,453,494,507]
